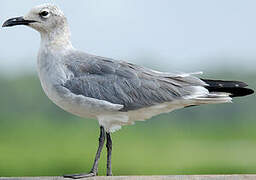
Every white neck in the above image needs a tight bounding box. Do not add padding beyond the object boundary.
[40,26,74,52]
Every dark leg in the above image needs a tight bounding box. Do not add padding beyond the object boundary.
[90,126,106,174]
[64,126,106,179]
[106,132,112,176]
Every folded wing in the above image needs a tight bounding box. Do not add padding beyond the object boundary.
[62,52,210,111]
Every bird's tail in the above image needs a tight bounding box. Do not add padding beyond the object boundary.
[186,79,254,106]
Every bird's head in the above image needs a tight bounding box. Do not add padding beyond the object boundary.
[3,4,72,48]
[3,4,68,35]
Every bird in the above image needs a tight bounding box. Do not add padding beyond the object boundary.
[2,3,254,179]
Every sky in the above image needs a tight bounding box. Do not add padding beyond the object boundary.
[0,0,256,74]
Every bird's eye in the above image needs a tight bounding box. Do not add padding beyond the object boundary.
[39,11,49,18]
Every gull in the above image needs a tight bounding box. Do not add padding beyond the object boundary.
[2,3,254,179]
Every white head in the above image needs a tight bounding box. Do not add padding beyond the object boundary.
[23,4,67,33]
[3,4,72,48]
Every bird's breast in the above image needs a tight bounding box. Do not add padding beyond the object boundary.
[37,51,71,106]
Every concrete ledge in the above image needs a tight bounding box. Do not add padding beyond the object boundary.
[1,175,256,180]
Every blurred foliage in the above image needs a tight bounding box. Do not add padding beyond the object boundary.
[0,70,255,176]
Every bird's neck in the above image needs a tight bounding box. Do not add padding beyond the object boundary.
[40,27,74,52]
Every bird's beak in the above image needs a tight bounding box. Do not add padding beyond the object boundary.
[2,16,37,27]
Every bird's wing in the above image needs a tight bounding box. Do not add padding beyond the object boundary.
[62,52,207,111]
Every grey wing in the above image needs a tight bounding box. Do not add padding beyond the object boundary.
[62,52,207,111]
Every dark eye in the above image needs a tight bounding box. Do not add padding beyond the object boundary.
[39,11,49,17]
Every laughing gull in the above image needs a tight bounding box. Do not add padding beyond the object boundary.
[2,3,254,179]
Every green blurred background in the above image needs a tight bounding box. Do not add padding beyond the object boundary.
[1,0,256,177]
[0,70,255,176]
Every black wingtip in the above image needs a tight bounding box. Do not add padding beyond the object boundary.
[243,88,254,96]
[229,87,254,97]
[201,79,254,97]
[201,79,249,88]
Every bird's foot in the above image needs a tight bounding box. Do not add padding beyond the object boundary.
[63,172,96,179]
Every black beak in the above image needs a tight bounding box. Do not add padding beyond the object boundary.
[2,16,37,27]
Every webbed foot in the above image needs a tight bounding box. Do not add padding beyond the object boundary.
[63,172,96,179]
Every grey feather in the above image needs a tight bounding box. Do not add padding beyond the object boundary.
[62,51,206,111]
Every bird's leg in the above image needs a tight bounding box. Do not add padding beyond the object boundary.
[106,132,113,176]
[89,126,106,174]
[64,126,106,179]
